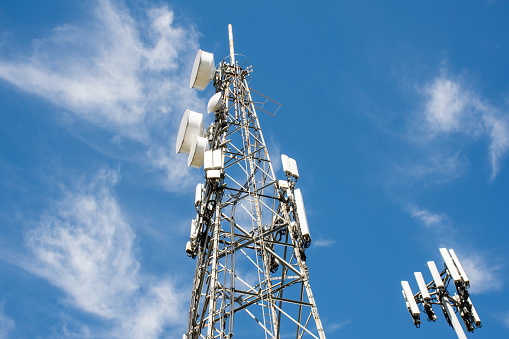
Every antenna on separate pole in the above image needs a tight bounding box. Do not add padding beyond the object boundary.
[228,24,235,64]
[401,248,482,339]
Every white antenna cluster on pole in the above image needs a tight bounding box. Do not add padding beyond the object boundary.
[178,25,326,339]
[401,248,482,339]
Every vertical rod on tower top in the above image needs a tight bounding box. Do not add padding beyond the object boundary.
[228,24,235,64]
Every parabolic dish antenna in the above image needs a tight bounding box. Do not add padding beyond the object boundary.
[176,109,203,154]
[207,92,223,113]
[190,50,215,90]
[188,136,207,168]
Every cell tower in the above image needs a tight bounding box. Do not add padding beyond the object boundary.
[401,248,482,339]
[176,25,326,339]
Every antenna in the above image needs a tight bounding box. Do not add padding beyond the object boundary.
[178,25,326,339]
[228,24,235,64]
[401,248,482,338]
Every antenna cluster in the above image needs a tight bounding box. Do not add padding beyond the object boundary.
[401,248,482,339]
[176,25,326,339]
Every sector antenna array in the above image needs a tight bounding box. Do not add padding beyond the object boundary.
[177,25,326,339]
[401,248,482,339]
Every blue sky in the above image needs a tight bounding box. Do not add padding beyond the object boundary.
[0,0,508,338]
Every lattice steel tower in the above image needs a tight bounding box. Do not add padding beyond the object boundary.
[177,25,326,339]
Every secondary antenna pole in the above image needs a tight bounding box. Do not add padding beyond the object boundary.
[442,296,468,339]
[401,248,483,338]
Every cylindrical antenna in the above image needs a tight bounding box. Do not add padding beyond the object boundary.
[228,24,235,65]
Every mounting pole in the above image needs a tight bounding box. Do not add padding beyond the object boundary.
[442,296,468,339]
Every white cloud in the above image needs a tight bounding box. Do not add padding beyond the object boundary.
[0,0,202,191]
[0,0,198,132]
[24,169,185,338]
[414,72,509,179]
[483,113,509,179]
[0,302,15,339]
[146,144,198,192]
[313,238,336,248]
[455,251,503,294]
[424,77,470,133]
[326,320,351,333]
[408,206,444,228]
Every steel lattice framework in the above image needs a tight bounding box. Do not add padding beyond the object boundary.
[182,26,326,339]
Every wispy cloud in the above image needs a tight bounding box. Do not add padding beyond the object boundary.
[455,250,503,294]
[0,0,202,191]
[23,168,185,338]
[497,311,509,329]
[326,320,351,333]
[424,77,473,133]
[313,238,336,248]
[410,71,509,180]
[408,205,445,228]
[0,302,15,339]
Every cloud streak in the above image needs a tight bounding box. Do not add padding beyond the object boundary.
[0,302,15,339]
[24,168,185,338]
[408,206,444,228]
[0,0,202,191]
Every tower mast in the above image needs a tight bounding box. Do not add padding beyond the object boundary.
[180,25,326,339]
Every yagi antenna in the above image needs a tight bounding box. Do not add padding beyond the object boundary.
[401,248,483,339]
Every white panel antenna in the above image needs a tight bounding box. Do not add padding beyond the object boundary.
[427,261,444,290]
[190,49,215,90]
[289,158,299,179]
[204,149,224,171]
[468,298,481,327]
[294,188,310,243]
[281,154,291,175]
[281,154,299,178]
[414,272,431,301]
[401,281,420,317]
[440,248,462,283]
[188,136,207,168]
[449,249,470,288]
[195,183,204,206]
[176,109,204,154]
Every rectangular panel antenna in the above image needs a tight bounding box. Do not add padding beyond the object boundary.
[401,281,420,316]
[427,261,444,290]
[289,158,299,179]
[281,154,292,175]
[195,183,203,206]
[204,150,213,170]
[449,249,470,287]
[294,188,310,241]
[440,248,462,283]
[414,272,431,300]
[468,298,481,327]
